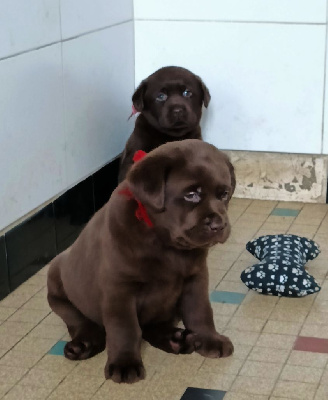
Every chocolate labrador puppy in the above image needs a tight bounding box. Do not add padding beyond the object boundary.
[118,66,211,181]
[47,139,235,384]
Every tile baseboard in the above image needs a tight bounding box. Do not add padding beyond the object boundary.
[225,151,328,203]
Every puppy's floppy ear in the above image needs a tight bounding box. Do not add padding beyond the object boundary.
[227,160,236,198]
[132,79,148,112]
[197,76,211,108]
[127,154,171,212]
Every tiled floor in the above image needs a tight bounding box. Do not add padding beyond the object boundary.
[1,198,328,399]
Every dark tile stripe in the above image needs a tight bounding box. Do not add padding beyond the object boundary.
[294,336,328,353]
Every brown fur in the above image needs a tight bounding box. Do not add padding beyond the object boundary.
[118,66,210,182]
[47,139,235,384]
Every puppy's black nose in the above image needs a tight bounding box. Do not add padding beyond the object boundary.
[172,107,184,118]
[204,214,225,231]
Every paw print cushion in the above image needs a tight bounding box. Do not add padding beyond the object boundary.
[240,234,321,297]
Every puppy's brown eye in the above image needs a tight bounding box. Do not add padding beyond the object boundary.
[220,191,229,201]
[182,90,192,98]
[156,92,168,102]
[184,187,202,203]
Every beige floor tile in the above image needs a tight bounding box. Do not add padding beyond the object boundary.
[208,269,226,289]
[141,344,167,367]
[264,320,302,336]
[214,314,231,331]
[288,350,328,368]
[34,354,78,374]
[227,316,266,332]
[265,215,296,225]
[260,221,293,231]
[256,229,289,236]
[300,323,328,339]
[223,329,259,347]
[272,380,317,399]
[0,321,36,337]
[21,296,51,311]
[0,334,23,351]
[231,376,276,396]
[256,333,297,350]
[0,384,15,398]
[41,312,65,326]
[0,294,32,309]
[232,343,253,361]
[0,350,42,368]
[293,216,323,226]
[248,346,290,364]
[216,243,245,253]
[7,308,50,324]
[207,257,235,271]
[288,224,318,236]
[227,228,259,244]
[229,198,252,206]
[161,352,204,372]
[242,291,279,306]
[48,389,93,400]
[19,368,68,389]
[306,310,328,325]
[223,269,246,282]
[200,357,243,375]
[230,259,253,273]
[28,322,67,340]
[0,307,17,321]
[269,307,309,323]
[57,373,105,395]
[224,393,269,400]
[315,385,328,400]
[278,295,315,308]
[239,360,282,380]
[211,303,238,317]
[2,385,52,400]
[24,274,46,287]
[237,250,258,262]
[235,305,274,320]
[33,287,47,299]
[277,201,304,210]
[0,365,28,385]
[280,364,323,384]
[236,212,268,222]
[13,335,57,355]
[192,371,236,391]
[215,280,249,294]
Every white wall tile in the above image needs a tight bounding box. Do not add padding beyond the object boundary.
[60,0,133,39]
[135,21,325,154]
[0,45,65,231]
[62,22,134,185]
[0,0,61,59]
[322,49,328,154]
[134,0,326,24]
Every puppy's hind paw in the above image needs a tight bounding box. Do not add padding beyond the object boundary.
[64,339,105,360]
[169,328,201,354]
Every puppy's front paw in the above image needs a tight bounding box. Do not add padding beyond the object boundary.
[169,328,201,354]
[196,334,234,359]
[105,358,145,384]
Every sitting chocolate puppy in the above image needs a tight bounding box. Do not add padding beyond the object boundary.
[118,66,210,182]
[47,139,235,384]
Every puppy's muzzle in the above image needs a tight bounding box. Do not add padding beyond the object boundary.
[204,214,227,233]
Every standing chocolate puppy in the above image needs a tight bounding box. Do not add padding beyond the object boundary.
[47,140,234,384]
[118,66,210,181]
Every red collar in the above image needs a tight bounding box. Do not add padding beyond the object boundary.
[118,150,153,228]
[119,188,153,228]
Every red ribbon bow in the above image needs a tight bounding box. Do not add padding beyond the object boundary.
[119,150,153,228]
